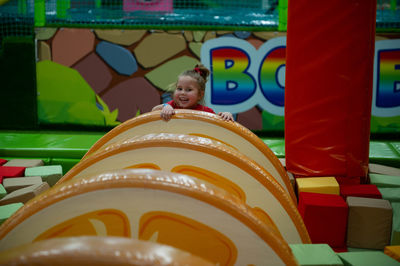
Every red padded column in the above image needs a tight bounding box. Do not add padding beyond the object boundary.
[285,0,377,180]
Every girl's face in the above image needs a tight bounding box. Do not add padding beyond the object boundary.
[173,76,204,109]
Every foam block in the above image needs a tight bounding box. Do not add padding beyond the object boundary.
[390,202,400,245]
[289,243,343,265]
[369,163,400,177]
[346,197,392,250]
[296,177,340,195]
[4,159,44,168]
[25,165,62,187]
[338,251,399,266]
[0,166,26,179]
[0,183,50,206]
[0,159,7,166]
[3,176,43,193]
[0,203,23,225]
[335,176,361,186]
[384,246,400,262]
[378,188,400,203]
[370,174,400,188]
[340,184,382,200]
[0,185,6,199]
[298,192,348,247]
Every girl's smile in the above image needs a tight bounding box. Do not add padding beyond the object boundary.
[173,76,204,109]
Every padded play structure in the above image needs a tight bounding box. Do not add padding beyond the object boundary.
[0,237,215,265]
[59,116,309,243]
[0,168,298,265]
[83,110,297,202]
[1,0,400,265]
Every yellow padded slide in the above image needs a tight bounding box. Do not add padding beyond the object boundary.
[82,110,296,202]
[0,169,298,266]
[60,133,310,244]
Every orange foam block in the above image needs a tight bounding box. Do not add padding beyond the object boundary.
[385,246,400,262]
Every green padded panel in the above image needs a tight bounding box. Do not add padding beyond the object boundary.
[261,138,285,158]
[369,141,400,168]
[338,251,400,266]
[49,158,81,175]
[260,138,400,165]
[370,174,400,188]
[0,132,399,175]
[290,244,343,266]
[0,203,23,225]
[0,131,105,159]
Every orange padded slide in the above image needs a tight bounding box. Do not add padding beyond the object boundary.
[60,133,310,244]
[0,169,298,265]
[82,110,296,202]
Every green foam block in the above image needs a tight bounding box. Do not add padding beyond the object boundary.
[289,244,343,266]
[337,251,400,266]
[370,174,400,188]
[25,165,63,187]
[378,187,400,202]
[0,203,23,225]
[391,202,400,245]
[0,185,6,199]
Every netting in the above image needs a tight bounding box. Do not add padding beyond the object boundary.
[0,0,34,38]
[377,0,400,29]
[0,0,399,40]
[41,0,279,29]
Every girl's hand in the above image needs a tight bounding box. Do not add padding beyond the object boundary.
[160,104,175,121]
[218,112,234,121]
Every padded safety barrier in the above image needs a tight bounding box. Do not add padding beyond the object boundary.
[83,110,296,202]
[60,133,310,244]
[0,169,298,265]
[0,237,215,265]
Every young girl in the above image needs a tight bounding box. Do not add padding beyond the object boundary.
[152,64,234,122]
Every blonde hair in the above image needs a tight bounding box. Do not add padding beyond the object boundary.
[178,64,210,93]
[166,64,210,105]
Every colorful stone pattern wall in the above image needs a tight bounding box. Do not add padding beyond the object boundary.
[35,28,399,132]
[36,27,286,130]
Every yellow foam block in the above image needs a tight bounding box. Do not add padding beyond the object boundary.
[384,246,400,262]
[296,177,339,195]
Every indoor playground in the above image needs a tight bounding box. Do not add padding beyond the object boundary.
[0,0,400,265]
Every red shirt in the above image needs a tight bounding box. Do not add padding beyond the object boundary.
[167,100,215,114]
